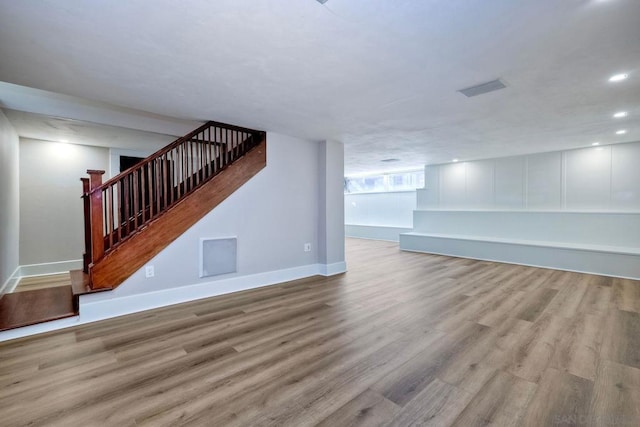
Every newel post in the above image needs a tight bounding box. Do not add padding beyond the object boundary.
[81,178,92,273]
[87,170,105,265]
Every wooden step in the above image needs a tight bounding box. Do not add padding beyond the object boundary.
[70,269,111,312]
[0,286,76,332]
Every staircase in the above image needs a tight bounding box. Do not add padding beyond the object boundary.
[0,120,265,333]
[72,121,266,307]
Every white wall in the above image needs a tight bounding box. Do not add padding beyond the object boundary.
[344,191,416,241]
[0,109,20,292]
[345,191,416,227]
[419,141,640,211]
[83,133,345,305]
[19,138,109,267]
[318,140,345,270]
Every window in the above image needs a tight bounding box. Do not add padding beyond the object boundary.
[344,170,424,194]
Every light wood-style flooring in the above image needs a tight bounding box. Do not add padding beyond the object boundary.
[1,238,639,426]
[12,273,71,293]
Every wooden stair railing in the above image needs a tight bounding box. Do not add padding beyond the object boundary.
[81,121,266,290]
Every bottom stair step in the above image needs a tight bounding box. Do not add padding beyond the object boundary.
[0,286,76,332]
[70,270,112,312]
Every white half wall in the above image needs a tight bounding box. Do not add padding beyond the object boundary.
[345,191,416,241]
[0,109,20,293]
[405,141,640,279]
[81,133,345,308]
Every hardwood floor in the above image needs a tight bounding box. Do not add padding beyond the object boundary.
[1,238,639,426]
[0,286,76,332]
[12,273,71,293]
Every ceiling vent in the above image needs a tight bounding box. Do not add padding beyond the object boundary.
[458,79,507,97]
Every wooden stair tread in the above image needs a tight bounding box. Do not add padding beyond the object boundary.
[70,270,112,296]
[0,286,77,332]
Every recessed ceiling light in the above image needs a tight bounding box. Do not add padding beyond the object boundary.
[592,142,600,146]
[616,130,627,135]
[452,158,459,163]
[380,158,400,163]
[609,73,629,82]
[613,111,628,118]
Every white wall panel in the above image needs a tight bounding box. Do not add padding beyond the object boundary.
[495,157,524,208]
[565,146,611,210]
[439,162,467,208]
[526,152,562,210]
[418,165,440,208]
[611,143,640,211]
[465,160,494,208]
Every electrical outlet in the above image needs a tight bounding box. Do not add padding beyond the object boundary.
[304,243,312,252]
[145,265,155,278]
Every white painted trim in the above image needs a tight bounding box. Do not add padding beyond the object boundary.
[414,209,640,214]
[318,261,347,276]
[0,262,344,342]
[18,259,83,278]
[0,266,21,295]
[345,224,413,242]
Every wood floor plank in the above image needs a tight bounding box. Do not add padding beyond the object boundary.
[451,370,537,427]
[601,309,640,370]
[315,388,400,427]
[12,273,71,293]
[588,359,640,426]
[385,378,473,427]
[506,313,568,383]
[513,287,559,322]
[0,238,639,426]
[521,368,594,427]
[612,278,640,314]
[550,311,605,381]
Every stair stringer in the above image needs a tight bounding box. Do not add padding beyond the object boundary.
[90,140,266,289]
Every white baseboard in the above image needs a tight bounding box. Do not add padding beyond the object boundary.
[345,224,413,242]
[18,259,83,278]
[0,261,346,342]
[0,266,21,295]
[318,261,347,276]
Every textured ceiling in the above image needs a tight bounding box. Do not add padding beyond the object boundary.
[0,0,639,174]
[2,109,176,152]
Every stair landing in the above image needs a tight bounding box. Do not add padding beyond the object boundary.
[0,271,111,332]
[0,286,76,332]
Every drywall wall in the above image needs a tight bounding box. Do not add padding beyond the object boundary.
[318,140,345,270]
[19,138,109,267]
[0,110,20,291]
[419,141,640,211]
[345,191,416,227]
[83,132,345,307]
[345,191,416,241]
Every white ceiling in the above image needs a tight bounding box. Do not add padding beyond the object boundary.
[0,0,639,175]
[2,109,176,152]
